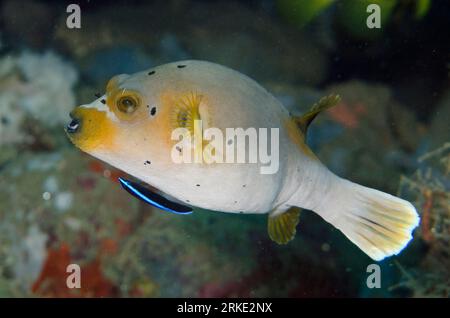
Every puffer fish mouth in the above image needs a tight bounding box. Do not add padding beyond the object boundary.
[65,105,118,153]
[66,117,80,134]
[65,111,81,135]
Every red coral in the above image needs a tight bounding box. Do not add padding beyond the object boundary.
[115,218,133,238]
[100,238,119,256]
[32,243,118,297]
[88,160,126,183]
[327,101,367,129]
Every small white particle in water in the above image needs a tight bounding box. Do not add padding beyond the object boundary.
[55,192,73,212]
[103,169,111,178]
[42,192,51,200]
[321,243,330,252]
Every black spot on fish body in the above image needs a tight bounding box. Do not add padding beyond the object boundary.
[144,160,151,165]
[101,99,106,104]
[150,106,156,116]
[227,139,233,145]
[177,65,186,68]
[178,110,188,126]
[196,184,200,187]
[242,184,246,188]
[148,70,155,75]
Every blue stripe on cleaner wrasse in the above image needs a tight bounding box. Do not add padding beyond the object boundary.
[65,60,420,261]
[119,177,192,214]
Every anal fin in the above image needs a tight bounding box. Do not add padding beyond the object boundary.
[268,207,301,244]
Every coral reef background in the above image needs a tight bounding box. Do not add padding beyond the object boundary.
[0,0,449,297]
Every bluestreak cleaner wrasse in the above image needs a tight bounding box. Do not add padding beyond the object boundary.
[66,60,420,261]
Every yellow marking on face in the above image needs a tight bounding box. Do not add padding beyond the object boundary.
[67,107,118,153]
[284,118,317,160]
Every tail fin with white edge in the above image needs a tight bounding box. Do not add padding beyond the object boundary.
[315,178,420,261]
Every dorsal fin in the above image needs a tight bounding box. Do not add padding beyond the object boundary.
[294,94,341,138]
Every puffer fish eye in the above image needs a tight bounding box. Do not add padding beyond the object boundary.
[117,96,138,113]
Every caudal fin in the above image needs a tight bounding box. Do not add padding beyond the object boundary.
[316,178,420,261]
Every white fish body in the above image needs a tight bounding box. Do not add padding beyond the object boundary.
[67,60,419,261]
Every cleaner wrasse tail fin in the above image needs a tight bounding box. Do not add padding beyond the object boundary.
[316,178,420,261]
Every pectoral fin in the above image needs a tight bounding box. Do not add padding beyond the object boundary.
[118,178,193,215]
[268,207,301,244]
[295,94,341,138]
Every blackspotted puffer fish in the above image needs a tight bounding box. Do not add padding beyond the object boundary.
[66,60,419,261]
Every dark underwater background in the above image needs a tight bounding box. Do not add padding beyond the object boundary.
[0,0,448,297]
